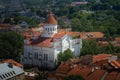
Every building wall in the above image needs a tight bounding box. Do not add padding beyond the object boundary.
[41,24,57,37]
[21,35,82,69]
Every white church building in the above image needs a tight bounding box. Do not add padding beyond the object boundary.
[21,14,82,69]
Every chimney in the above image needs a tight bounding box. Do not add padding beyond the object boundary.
[8,63,13,68]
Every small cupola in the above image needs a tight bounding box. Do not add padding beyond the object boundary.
[41,13,58,38]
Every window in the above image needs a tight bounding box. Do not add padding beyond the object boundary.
[12,71,16,75]
[48,28,49,32]
[34,52,38,60]
[10,72,13,76]
[2,74,6,78]
[44,54,48,61]
[39,54,42,60]
[5,74,8,77]
[0,75,3,79]
[7,73,11,76]
[53,28,54,31]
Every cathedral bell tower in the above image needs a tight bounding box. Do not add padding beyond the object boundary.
[41,13,58,38]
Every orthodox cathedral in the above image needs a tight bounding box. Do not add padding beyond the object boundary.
[21,13,82,69]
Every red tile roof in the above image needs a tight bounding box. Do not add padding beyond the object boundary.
[116,73,120,80]
[0,24,12,30]
[115,37,120,44]
[110,60,120,69]
[65,66,91,79]
[4,59,23,68]
[105,72,118,80]
[92,54,112,63]
[67,32,80,38]
[67,64,83,76]
[31,37,52,47]
[29,31,67,47]
[55,62,71,75]
[86,69,106,80]
[91,59,108,67]
[53,31,66,39]
[79,32,104,39]
[45,14,57,25]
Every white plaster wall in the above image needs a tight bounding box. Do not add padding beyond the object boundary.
[41,24,57,37]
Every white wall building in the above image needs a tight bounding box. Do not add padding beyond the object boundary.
[21,14,82,69]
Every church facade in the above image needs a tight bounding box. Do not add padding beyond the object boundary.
[21,14,82,69]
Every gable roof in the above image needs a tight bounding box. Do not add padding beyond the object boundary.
[92,54,112,63]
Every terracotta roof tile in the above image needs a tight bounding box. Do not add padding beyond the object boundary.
[115,37,120,44]
[86,69,106,80]
[67,65,91,79]
[5,59,23,68]
[79,32,104,39]
[92,54,112,63]
[53,31,66,39]
[45,14,57,25]
[67,64,83,76]
[0,24,12,30]
[31,37,52,47]
[110,60,120,69]
[29,31,67,47]
[91,59,108,67]
[67,32,80,37]
[116,73,120,80]
[105,72,118,80]
[55,62,71,74]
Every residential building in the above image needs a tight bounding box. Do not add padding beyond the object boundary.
[0,59,24,80]
[47,54,120,80]
[0,24,12,31]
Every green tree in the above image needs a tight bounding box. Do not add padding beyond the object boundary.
[58,49,74,64]
[64,75,85,80]
[99,43,115,54]
[81,39,100,55]
[0,32,24,61]
[71,18,82,31]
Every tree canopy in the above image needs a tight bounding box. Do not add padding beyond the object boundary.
[58,49,74,64]
[0,32,24,61]
[81,39,120,55]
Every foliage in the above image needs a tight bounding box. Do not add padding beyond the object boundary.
[58,49,74,64]
[0,32,24,61]
[81,39,120,55]
[64,75,85,80]
[81,39,100,55]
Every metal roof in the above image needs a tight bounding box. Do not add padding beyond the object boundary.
[0,63,24,80]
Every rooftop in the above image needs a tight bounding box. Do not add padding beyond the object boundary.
[45,14,57,25]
